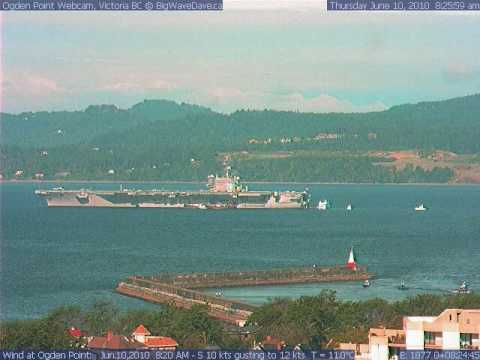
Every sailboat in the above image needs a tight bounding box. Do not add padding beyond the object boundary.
[398,280,409,290]
[415,204,427,211]
[451,281,471,294]
[317,200,330,211]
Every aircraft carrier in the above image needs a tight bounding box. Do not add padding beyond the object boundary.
[35,168,310,209]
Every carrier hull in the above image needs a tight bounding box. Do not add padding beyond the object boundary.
[35,168,310,209]
[35,189,309,209]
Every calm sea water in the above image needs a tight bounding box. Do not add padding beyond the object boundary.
[1,182,480,320]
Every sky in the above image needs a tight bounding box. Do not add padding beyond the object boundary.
[1,0,480,114]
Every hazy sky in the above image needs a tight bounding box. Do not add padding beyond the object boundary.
[2,0,480,113]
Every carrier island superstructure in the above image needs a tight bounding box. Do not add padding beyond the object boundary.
[35,168,310,209]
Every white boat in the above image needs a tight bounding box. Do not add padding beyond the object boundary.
[346,204,353,211]
[415,204,427,211]
[398,280,409,291]
[317,200,330,211]
[451,281,471,294]
[198,204,208,210]
[76,191,89,200]
[363,280,370,288]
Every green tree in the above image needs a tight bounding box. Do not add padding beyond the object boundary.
[84,300,119,336]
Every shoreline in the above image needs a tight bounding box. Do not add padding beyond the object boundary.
[1,179,479,186]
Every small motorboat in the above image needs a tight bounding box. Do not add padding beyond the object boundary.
[346,204,353,211]
[363,279,371,288]
[77,191,89,199]
[451,281,471,294]
[398,281,409,291]
[76,191,89,204]
[415,204,427,211]
[198,204,208,210]
[317,200,330,211]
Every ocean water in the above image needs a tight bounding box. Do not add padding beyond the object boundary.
[1,182,480,320]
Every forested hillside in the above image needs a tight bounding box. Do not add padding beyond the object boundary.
[1,94,479,183]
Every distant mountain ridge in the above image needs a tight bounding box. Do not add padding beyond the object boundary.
[2,93,480,150]
[1,99,214,148]
[1,94,480,183]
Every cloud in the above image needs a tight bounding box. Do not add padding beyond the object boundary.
[3,73,65,97]
[184,87,387,113]
[3,2,479,113]
[101,79,176,93]
[270,93,387,113]
[150,79,176,91]
[53,56,123,65]
[102,82,141,92]
[443,62,477,83]
[207,87,250,105]
[1,73,68,112]
[4,3,479,33]
[27,76,64,94]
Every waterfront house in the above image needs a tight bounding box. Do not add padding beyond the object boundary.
[87,331,146,350]
[404,309,480,350]
[338,309,480,360]
[314,133,340,140]
[86,326,178,350]
[338,343,370,360]
[68,326,83,338]
[131,325,178,350]
[67,326,86,348]
[54,171,71,178]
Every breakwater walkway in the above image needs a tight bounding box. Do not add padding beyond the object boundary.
[116,265,373,325]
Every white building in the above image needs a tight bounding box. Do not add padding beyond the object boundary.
[339,309,480,360]
[404,309,480,350]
